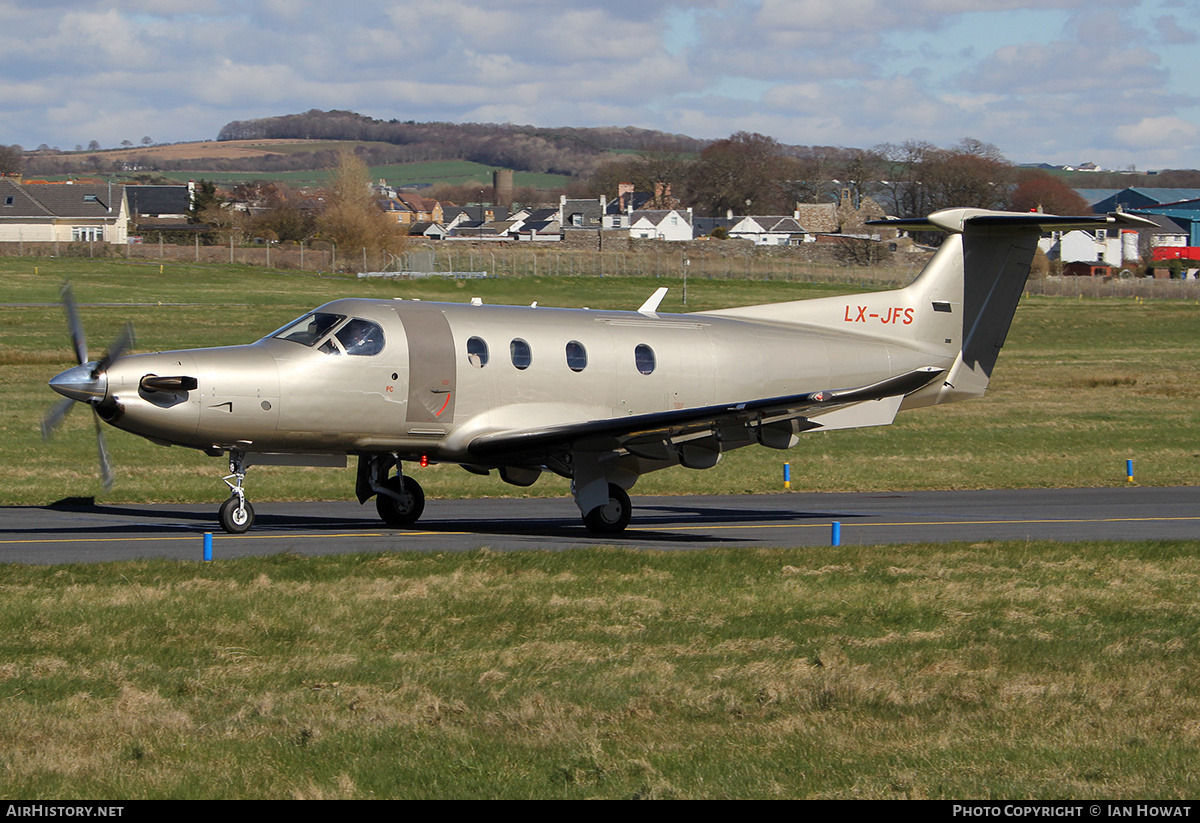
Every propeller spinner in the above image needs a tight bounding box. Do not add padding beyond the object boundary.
[41,282,135,491]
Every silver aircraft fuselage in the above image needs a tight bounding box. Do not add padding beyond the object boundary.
[100,296,931,462]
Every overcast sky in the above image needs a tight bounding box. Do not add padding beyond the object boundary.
[2,0,1197,169]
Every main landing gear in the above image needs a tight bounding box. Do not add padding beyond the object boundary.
[358,453,425,528]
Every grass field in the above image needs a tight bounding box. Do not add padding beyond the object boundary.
[2,542,1199,798]
[5,258,1200,798]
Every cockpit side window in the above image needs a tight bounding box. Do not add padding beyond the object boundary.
[273,312,345,347]
[335,318,385,356]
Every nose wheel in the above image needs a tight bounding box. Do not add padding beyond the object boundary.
[218,495,255,534]
[217,449,255,534]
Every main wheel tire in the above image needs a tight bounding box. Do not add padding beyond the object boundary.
[218,496,255,534]
[376,475,425,527]
[582,483,631,534]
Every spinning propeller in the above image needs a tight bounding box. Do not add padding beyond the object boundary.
[41,282,135,491]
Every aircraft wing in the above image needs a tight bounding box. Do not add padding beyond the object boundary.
[466,366,944,463]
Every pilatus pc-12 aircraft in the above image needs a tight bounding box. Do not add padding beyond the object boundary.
[43,208,1153,534]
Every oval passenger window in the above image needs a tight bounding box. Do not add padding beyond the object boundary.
[565,340,587,372]
[634,343,655,375]
[510,338,532,370]
[467,336,489,368]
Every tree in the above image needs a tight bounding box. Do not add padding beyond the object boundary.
[876,138,1012,217]
[688,132,798,216]
[141,136,153,146]
[1008,170,1092,215]
[235,181,317,242]
[0,144,22,175]
[88,140,100,151]
[189,180,221,223]
[316,152,406,264]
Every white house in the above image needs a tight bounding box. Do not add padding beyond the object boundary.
[1039,228,1138,266]
[727,215,807,245]
[629,208,693,241]
[0,179,129,244]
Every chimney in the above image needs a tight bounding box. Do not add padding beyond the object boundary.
[618,182,634,210]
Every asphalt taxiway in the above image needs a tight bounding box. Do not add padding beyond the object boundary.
[1,486,1197,564]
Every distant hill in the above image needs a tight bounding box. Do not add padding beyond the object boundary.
[216,109,707,178]
[21,111,708,185]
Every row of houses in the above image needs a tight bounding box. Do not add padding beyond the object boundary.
[5,174,1199,275]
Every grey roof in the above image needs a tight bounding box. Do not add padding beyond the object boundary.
[630,209,692,227]
[1131,213,1188,234]
[1086,188,1200,213]
[0,179,125,219]
[756,217,805,233]
[561,199,603,226]
[125,185,190,216]
[606,192,653,213]
[692,217,737,236]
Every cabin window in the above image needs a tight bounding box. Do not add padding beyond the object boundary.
[467,336,489,367]
[510,338,532,370]
[335,318,384,356]
[634,343,655,375]
[565,340,587,372]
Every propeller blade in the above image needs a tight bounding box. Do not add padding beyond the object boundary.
[96,322,135,374]
[61,281,88,366]
[41,396,76,439]
[94,412,114,492]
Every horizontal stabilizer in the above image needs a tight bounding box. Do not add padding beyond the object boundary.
[869,209,1158,234]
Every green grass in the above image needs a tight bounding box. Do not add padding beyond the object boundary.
[1,542,1198,798]
[4,257,1198,507]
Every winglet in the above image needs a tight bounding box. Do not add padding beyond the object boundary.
[638,287,668,314]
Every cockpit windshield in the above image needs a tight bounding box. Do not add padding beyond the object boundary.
[273,312,345,347]
[271,312,385,356]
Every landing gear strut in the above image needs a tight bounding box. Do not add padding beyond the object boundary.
[218,449,254,534]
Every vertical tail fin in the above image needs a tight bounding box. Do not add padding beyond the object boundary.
[874,208,1156,404]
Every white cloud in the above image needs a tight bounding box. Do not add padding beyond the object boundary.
[0,0,1195,168]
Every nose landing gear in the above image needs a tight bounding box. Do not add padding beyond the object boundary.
[218,449,254,534]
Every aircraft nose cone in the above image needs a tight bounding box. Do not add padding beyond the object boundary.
[48,362,107,404]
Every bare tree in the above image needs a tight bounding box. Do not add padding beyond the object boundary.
[316,152,407,265]
[875,138,1012,217]
[0,144,23,175]
[689,132,798,216]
